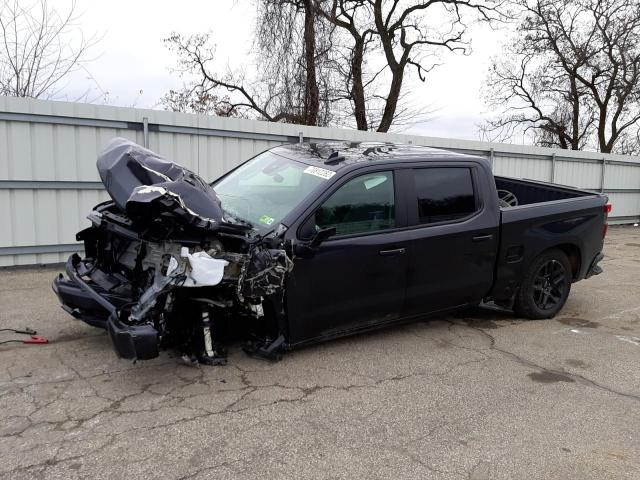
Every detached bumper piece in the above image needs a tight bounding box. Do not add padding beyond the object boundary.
[585,252,604,278]
[107,313,159,360]
[53,254,160,361]
[53,275,110,329]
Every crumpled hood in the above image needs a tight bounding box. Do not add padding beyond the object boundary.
[97,138,246,231]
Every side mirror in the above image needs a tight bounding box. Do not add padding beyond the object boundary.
[309,226,336,248]
[294,226,336,258]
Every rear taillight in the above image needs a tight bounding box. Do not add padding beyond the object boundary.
[603,203,612,238]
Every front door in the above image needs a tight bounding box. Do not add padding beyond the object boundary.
[286,169,409,344]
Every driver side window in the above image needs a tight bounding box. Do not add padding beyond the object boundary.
[309,171,395,237]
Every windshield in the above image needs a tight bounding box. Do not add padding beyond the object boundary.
[212,151,331,230]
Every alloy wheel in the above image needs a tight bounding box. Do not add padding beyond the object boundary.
[532,259,567,311]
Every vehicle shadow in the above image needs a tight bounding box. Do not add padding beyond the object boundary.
[281,304,522,360]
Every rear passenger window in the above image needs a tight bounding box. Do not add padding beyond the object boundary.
[413,168,476,224]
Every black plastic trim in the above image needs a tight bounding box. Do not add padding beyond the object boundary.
[107,313,159,360]
[585,252,604,278]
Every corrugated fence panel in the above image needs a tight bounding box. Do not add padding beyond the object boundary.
[605,163,640,190]
[1,96,639,266]
[554,159,601,189]
[493,155,552,182]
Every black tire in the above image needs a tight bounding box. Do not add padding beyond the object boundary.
[514,249,572,319]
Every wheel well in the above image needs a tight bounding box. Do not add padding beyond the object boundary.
[552,244,581,280]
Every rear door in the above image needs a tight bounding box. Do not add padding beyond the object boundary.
[401,164,499,317]
[286,168,410,344]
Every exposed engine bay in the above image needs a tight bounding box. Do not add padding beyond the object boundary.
[53,138,293,365]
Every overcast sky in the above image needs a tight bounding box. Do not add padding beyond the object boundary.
[58,0,510,141]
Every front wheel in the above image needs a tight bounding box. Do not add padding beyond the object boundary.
[514,249,572,319]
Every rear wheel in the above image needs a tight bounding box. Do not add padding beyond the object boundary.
[514,249,572,319]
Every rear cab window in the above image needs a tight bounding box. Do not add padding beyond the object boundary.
[412,167,477,225]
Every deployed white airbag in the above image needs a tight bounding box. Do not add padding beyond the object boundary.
[168,248,228,287]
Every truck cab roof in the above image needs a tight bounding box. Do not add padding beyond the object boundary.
[270,142,487,172]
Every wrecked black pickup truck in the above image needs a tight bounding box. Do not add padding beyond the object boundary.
[53,138,609,364]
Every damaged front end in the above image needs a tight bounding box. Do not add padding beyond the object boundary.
[53,138,293,364]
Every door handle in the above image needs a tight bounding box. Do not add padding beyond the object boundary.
[472,234,494,242]
[379,248,406,256]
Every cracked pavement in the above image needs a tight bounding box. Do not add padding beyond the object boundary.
[1,226,640,479]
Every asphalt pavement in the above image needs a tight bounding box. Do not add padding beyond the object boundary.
[1,226,639,479]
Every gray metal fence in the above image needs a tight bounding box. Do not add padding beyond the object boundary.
[1,96,639,266]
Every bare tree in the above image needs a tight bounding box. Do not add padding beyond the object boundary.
[482,49,595,149]
[484,0,640,153]
[316,0,505,132]
[312,1,376,130]
[160,86,237,116]
[256,0,337,125]
[162,1,337,126]
[0,0,96,98]
[165,0,504,131]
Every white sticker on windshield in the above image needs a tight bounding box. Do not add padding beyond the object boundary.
[304,165,336,180]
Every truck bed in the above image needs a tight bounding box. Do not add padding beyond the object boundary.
[489,176,608,304]
[495,176,593,206]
